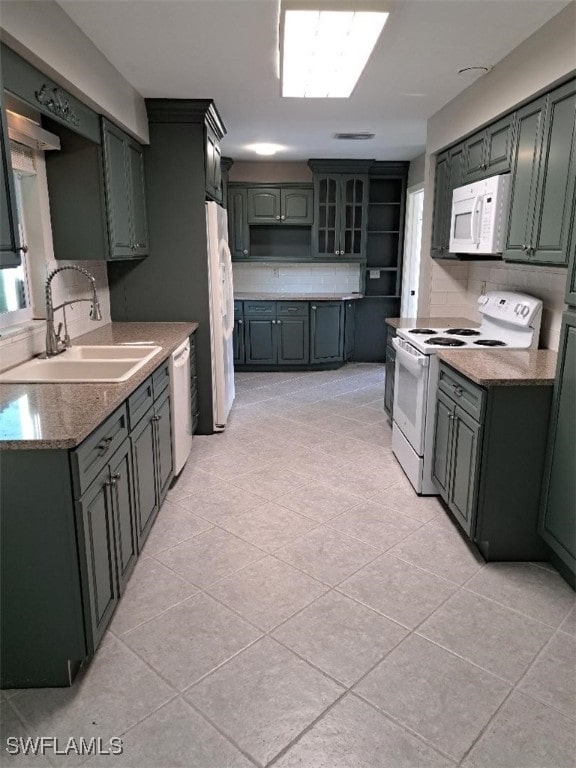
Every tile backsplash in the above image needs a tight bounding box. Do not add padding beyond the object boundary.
[429,260,566,350]
[0,260,111,371]
[233,262,361,294]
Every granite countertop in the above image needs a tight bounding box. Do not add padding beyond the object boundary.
[437,349,557,386]
[0,322,198,450]
[386,316,478,329]
[235,292,363,301]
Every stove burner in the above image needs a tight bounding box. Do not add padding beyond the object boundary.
[425,337,467,347]
[409,328,437,334]
[474,339,507,347]
[445,328,481,336]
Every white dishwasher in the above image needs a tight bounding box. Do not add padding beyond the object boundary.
[169,339,193,475]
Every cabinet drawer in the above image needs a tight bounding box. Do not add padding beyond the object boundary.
[244,301,276,317]
[152,361,170,399]
[234,300,244,317]
[276,302,308,317]
[72,404,129,497]
[438,364,485,422]
[128,376,154,430]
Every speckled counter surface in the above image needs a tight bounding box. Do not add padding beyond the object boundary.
[0,322,198,450]
[385,316,478,329]
[235,292,363,301]
[437,349,557,386]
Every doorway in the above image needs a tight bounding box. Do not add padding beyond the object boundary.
[400,185,424,318]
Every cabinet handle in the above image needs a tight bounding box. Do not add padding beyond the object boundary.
[276,215,281,220]
[152,414,161,422]
[281,215,286,220]
[271,319,276,324]
[243,249,248,255]
[238,319,243,324]
[312,305,317,310]
[277,319,282,324]
[452,385,463,397]
[16,245,29,253]
[97,436,113,454]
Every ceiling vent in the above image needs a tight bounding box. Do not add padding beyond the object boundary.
[334,132,375,140]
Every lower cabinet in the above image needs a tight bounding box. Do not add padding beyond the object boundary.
[344,300,356,361]
[190,333,199,434]
[310,302,344,363]
[539,310,576,586]
[432,362,552,560]
[77,437,137,652]
[0,357,176,687]
[383,329,396,419]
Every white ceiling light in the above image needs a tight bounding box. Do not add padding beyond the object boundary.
[248,143,285,156]
[281,5,389,98]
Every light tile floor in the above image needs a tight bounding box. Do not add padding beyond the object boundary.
[2,364,575,768]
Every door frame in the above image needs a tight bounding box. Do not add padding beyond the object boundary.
[401,184,424,317]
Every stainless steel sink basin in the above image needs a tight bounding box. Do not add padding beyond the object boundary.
[0,345,162,383]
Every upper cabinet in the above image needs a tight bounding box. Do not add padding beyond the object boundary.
[228,186,250,259]
[312,173,368,260]
[461,114,515,183]
[247,187,313,225]
[205,125,222,203]
[430,143,464,259]
[505,80,576,266]
[431,76,575,266]
[0,90,25,269]
[102,119,149,259]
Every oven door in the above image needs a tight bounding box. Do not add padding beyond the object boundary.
[392,337,430,455]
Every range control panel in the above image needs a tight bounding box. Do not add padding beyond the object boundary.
[477,291,542,327]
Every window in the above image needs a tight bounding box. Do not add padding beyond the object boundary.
[0,141,50,331]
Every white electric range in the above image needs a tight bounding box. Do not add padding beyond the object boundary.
[391,291,543,494]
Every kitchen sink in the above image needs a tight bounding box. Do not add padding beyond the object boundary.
[0,345,162,383]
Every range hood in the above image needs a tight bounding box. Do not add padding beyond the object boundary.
[6,110,60,151]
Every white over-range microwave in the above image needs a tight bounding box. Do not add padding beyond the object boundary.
[449,173,510,255]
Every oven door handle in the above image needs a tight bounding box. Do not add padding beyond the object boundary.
[392,337,430,375]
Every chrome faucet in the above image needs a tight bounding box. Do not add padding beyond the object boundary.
[44,265,102,357]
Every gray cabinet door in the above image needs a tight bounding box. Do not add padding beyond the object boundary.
[314,175,340,257]
[504,95,547,261]
[282,188,313,224]
[155,392,173,501]
[567,222,576,306]
[340,175,368,259]
[127,140,149,257]
[463,132,486,182]
[229,187,250,259]
[205,127,222,202]
[233,318,245,364]
[131,411,159,548]
[432,389,454,500]
[344,301,356,361]
[530,80,576,265]
[0,92,23,268]
[310,302,344,363]
[102,120,133,259]
[448,405,481,536]
[245,318,276,363]
[384,344,395,417]
[484,114,515,176]
[109,440,138,593]
[247,188,281,223]
[431,151,450,258]
[277,317,309,364]
[77,469,119,653]
[539,311,576,576]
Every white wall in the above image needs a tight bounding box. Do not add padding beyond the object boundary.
[0,0,148,142]
[408,153,425,188]
[418,1,576,349]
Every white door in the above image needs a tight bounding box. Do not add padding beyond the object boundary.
[401,186,424,317]
[392,337,430,455]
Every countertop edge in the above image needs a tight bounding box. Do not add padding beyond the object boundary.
[0,321,199,450]
[234,293,363,301]
[437,349,557,387]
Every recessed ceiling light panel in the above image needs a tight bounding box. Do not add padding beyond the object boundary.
[334,132,375,140]
[281,5,389,98]
[248,143,285,156]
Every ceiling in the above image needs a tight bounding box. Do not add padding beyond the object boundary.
[56,0,570,162]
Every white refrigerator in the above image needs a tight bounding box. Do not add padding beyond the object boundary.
[206,201,235,431]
